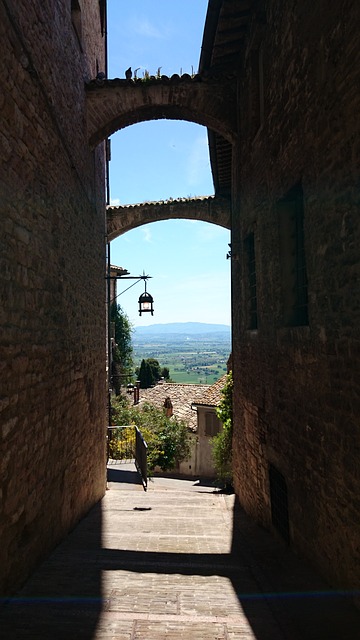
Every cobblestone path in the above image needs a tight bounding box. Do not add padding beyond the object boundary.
[1,464,359,639]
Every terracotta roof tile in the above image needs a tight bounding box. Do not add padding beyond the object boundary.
[137,382,211,431]
[191,373,228,408]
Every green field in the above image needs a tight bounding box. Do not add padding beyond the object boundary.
[133,337,230,385]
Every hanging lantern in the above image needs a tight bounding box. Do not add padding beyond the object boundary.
[138,280,154,315]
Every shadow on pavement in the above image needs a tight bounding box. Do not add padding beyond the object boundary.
[1,479,360,640]
[0,502,103,640]
[107,466,142,485]
[229,496,360,640]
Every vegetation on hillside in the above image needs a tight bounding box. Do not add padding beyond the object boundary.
[133,335,230,385]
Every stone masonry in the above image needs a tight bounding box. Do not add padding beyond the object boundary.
[86,73,237,148]
[102,0,360,601]
[1,0,360,610]
[227,0,360,596]
[0,0,107,596]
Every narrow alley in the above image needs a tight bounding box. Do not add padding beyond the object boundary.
[1,464,359,639]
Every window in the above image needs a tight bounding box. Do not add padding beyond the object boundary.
[205,412,221,437]
[99,0,106,36]
[277,184,308,326]
[269,464,290,543]
[249,46,264,136]
[71,0,82,48]
[245,232,258,330]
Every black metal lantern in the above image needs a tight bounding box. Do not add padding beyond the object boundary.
[138,280,154,315]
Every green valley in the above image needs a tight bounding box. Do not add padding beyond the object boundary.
[132,324,231,384]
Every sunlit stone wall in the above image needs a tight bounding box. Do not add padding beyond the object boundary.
[0,0,107,595]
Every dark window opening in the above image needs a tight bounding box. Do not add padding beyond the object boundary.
[249,46,264,136]
[269,464,290,544]
[277,183,308,326]
[205,412,221,437]
[245,232,258,330]
[99,0,106,36]
[71,0,82,48]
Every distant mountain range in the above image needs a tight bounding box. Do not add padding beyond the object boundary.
[134,322,230,336]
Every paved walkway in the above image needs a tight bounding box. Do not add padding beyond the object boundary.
[1,463,360,639]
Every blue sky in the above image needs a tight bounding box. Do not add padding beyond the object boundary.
[107,0,231,327]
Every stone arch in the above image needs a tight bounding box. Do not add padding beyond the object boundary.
[107,196,231,241]
[86,74,237,148]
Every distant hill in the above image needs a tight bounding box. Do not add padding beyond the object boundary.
[134,322,230,336]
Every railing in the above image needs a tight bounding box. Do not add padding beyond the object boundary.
[135,426,148,491]
[107,425,135,461]
[107,425,148,491]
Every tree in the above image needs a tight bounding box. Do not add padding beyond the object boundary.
[147,358,161,381]
[161,367,170,380]
[110,302,134,393]
[138,358,161,388]
[136,362,173,385]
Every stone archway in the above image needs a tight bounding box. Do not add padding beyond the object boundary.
[107,196,231,241]
[86,73,237,149]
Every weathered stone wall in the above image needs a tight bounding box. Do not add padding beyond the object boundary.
[231,0,360,592]
[0,0,107,595]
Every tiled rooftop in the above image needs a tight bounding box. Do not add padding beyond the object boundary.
[192,373,228,408]
[107,195,215,211]
[137,382,211,431]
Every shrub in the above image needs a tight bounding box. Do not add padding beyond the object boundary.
[108,426,135,460]
[110,396,190,473]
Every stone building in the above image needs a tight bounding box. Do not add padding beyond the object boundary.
[191,374,228,478]
[199,0,360,595]
[137,378,227,478]
[0,0,108,595]
[1,0,359,606]
[138,381,210,477]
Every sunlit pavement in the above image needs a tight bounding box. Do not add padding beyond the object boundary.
[1,462,360,639]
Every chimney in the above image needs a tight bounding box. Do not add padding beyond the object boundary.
[163,396,173,418]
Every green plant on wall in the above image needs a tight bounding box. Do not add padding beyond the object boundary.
[211,371,233,486]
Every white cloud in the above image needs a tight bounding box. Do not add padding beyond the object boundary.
[187,134,211,187]
[196,224,228,243]
[110,197,121,206]
[142,227,152,243]
[131,17,170,40]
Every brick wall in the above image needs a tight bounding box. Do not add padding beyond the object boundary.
[0,0,107,595]
[231,0,360,592]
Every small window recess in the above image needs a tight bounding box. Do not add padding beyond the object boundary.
[205,412,221,437]
[258,46,265,130]
[250,44,265,141]
[99,0,106,37]
[71,0,83,50]
[269,464,290,544]
[244,232,258,331]
[277,183,309,327]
